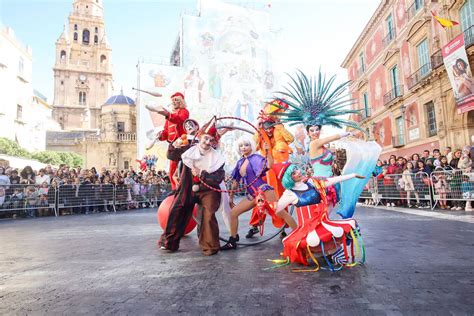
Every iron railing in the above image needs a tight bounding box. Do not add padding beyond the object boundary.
[431,50,444,69]
[392,134,405,147]
[407,63,432,89]
[361,106,371,119]
[383,85,404,105]
[406,0,425,22]
[383,28,396,48]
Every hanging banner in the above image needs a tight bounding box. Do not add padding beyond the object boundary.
[442,34,474,114]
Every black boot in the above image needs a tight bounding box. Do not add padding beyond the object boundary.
[245,226,259,239]
[220,234,239,250]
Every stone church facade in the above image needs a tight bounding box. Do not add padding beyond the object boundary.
[47,0,137,170]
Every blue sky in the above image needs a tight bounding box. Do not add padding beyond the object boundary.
[1,0,379,102]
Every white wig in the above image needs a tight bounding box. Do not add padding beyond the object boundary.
[235,135,257,156]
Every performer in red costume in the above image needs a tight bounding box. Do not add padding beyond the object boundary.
[147,92,189,190]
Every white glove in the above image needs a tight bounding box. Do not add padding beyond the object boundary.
[339,131,352,138]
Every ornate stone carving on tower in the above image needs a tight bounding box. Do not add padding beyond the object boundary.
[52,0,113,131]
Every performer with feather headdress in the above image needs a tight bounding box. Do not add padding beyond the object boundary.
[266,70,380,270]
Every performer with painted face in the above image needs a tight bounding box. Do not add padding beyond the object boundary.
[263,70,377,271]
[272,162,365,270]
[244,100,294,238]
[306,125,344,177]
[147,92,189,191]
[158,117,225,256]
[220,136,296,250]
[274,71,364,209]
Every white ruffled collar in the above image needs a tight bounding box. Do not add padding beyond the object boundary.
[182,145,225,173]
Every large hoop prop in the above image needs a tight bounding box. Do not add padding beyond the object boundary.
[196,116,268,194]
[192,116,290,246]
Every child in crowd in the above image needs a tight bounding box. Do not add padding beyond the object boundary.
[403,162,420,208]
[433,167,449,209]
[25,185,39,217]
[461,174,473,211]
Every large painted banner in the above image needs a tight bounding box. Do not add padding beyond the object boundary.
[181,3,278,125]
[136,2,281,171]
[442,34,474,114]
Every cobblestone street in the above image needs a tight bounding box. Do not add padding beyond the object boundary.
[1,206,474,315]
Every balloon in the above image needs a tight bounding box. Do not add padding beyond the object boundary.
[157,196,197,235]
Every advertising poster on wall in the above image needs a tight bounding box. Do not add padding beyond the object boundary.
[442,34,474,114]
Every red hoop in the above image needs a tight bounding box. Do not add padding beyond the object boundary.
[195,116,268,194]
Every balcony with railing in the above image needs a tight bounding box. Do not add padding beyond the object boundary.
[430,50,443,69]
[406,0,425,22]
[465,25,474,48]
[392,134,405,148]
[383,85,404,105]
[407,63,432,89]
[383,29,396,48]
[117,132,136,142]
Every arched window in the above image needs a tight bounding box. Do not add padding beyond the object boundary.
[74,32,78,41]
[94,35,98,44]
[60,50,66,62]
[79,92,86,105]
[100,55,107,64]
[95,27,98,33]
[74,24,78,31]
[82,29,90,45]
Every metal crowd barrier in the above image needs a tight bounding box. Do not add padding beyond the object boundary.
[362,172,433,208]
[0,183,57,217]
[360,170,474,210]
[0,183,172,218]
[57,183,115,214]
[430,170,474,209]
[114,183,170,210]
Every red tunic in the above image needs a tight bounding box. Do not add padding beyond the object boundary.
[159,108,190,143]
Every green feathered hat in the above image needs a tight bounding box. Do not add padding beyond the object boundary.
[272,69,364,132]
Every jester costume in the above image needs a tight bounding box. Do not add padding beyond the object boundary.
[158,118,225,256]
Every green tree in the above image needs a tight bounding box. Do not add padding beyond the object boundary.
[0,137,84,167]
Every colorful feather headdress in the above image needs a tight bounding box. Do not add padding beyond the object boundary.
[273,70,364,132]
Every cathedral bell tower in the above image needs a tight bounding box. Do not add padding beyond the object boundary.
[52,0,113,130]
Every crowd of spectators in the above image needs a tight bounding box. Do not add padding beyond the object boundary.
[366,146,474,211]
[2,145,473,220]
[0,164,171,219]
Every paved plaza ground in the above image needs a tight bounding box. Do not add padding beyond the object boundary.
[1,205,474,315]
